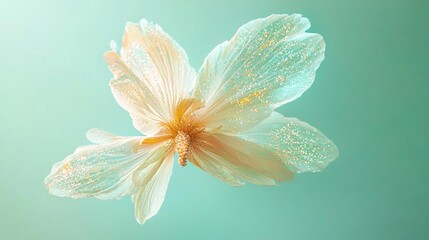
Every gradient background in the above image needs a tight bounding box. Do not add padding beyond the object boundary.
[1,0,428,239]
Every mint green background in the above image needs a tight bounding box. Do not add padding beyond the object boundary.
[1,0,428,239]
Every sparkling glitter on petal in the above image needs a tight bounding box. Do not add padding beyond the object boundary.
[105,51,167,135]
[105,19,197,135]
[194,14,325,132]
[241,112,339,173]
[44,133,171,200]
[121,20,196,115]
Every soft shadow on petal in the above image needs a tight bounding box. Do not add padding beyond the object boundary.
[189,132,293,186]
[131,148,174,224]
[105,19,197,135]
[194,14,325,132]
[105,51,168,136]
[44,130,168,200]
[241,112,339,173]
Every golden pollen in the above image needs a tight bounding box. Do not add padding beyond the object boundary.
[158,98,205,167]
[175,131,191,167]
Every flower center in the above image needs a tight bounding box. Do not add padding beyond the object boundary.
[166,98,206,167]
[175,131,191,166]
[142,98,206,167]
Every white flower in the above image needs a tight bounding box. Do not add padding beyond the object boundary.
[45,14,338,224]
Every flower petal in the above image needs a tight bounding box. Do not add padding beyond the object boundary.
[122,20,197,98]
[105,19,196,135]
[189,132,293,186]
[86,128,118,144]
[131,149,174,224]
[194,14,325,132]
[240,112,339,173]
[105,51,167,135]
[44,130,168,200]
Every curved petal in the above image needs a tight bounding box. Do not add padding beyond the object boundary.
[131,148,174,224]
[86,128,118,144]
[105,51,167,135]
[189,132,293,186]
[194,14,325,132]
[105,19,196,135]
[240,112,339,173]
[44,130,167,200]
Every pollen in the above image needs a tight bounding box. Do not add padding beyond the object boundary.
[142,98,205,167]
[175,131,191,167]
[158,98,206,167]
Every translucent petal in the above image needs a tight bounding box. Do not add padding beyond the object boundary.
[240,112,339,173]
[194,14,325,132]
[189,132,293,186]
[131,148,174,224]
[189,148,244,187]
[105,19,196,135]
[86,128,118,144]
[105,51,167,135]
[44,132,167,200]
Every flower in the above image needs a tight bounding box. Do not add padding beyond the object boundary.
[45,14,339,224]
